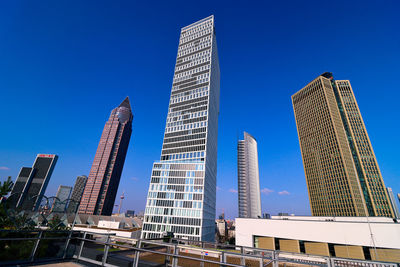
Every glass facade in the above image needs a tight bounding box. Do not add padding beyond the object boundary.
[292,73,394,218]
[142,15,220,242]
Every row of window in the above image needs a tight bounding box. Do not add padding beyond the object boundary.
[163,133,206,145]
[171,80,209,98]
[165,121,207,133]
[174,60,210,80]
[170,86,208,103]
[162,138,206,150]
[145,206,202,218]
[179,25,212,44]
[167,111,207,125]
[178,37,211,56]
[170,91,208,106]
[172,64,211,85]
[181,19,212,37]
[145,215,201,227]
[153,162,204,171]
[177,40,211,57]
[147,198,203,210]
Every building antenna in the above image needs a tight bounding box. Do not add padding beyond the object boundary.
[118,191,125,214]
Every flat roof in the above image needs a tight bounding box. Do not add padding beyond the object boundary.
[238,216,395,223]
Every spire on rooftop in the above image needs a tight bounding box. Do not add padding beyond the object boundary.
[119,96,131,110]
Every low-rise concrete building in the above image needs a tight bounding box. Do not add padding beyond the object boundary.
[236,216,400,263]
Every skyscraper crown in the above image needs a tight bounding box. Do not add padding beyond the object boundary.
[119,96,131,110]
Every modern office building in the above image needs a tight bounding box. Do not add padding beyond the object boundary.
[8,167,35,209]
[142,15,220,241]
[387,187,400,219]
[237,132,261,218]
[292,72,394,218]
[67,175,87,213]
[52,185,72,212]
[79,97,133,216]
[9,154,58,211]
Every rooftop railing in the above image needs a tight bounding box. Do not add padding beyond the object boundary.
[0,229,398,267]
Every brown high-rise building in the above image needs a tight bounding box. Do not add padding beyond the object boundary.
[292,72,394,218]
[79,97,133,215]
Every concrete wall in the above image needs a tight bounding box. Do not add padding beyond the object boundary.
[236,217,400,249]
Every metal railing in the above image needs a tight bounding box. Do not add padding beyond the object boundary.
[0,230,398,267]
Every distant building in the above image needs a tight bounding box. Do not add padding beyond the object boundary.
[9,154,58,211]
[262,213,271,219]
[278,212,289,216]
[292,72,394,218]
[126,210,135,217]
[238,132,261,218]
[227,229,235,239]
[387,187,400,219]
[216,219,227,237]
[67,175,87,213]
[79,97,133,216]
[236,216,400,263]
[52,185,72,212]
[71,214,142,239]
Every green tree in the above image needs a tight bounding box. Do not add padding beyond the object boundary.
[0,177,14,229]
[0,177,35,230]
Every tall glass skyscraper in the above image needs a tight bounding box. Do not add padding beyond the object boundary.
[292,72,394,218]
[237,132,261,218]
[79,97,133,216]
[142,15,220,241]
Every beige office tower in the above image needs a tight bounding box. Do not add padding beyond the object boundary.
[292,72,394,218]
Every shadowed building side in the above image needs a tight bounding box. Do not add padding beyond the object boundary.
[8,167,35,209]
[67,175,87,213]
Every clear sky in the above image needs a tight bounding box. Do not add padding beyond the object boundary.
[0,0,399,219]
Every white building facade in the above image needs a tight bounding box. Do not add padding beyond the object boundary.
[141,16,220,242]
[236,216,400,263]
[238,132,261,218]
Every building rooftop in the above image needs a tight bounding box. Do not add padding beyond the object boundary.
[263,215,395,223]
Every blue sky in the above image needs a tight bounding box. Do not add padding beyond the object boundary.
[0,1,399,219]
